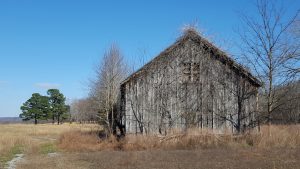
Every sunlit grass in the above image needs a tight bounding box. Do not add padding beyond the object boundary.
[0,123,100,167]
[58,125,300,152]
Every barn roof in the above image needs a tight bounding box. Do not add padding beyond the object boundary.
[122,29,262,87]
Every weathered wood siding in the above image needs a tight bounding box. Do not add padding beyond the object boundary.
[121,35,259,134]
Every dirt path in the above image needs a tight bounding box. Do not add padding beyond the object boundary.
[16,148,300,169]
[6,154,24,169]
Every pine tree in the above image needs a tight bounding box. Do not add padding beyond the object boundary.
[20,93,50,124]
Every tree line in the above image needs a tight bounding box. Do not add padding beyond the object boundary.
[19,89,70,125]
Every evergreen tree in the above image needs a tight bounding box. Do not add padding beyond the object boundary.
[47,89,68,124]
[20,93,50,124]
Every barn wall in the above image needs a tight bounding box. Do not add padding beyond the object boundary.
[122,39,258,134]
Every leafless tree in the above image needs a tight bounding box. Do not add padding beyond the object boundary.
[70,98,98,123]
[90,44,128,135]
[238,0,300,124]
[271,80,300,124]
[215,70,258,133]
[288,17,300,75]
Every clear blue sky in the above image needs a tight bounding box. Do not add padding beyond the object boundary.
[0,0,299,117]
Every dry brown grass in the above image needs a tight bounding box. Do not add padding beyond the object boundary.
[58,125,300,152]
[256,124,300,148]
[17,148,300,169]
[58,130,235,152]
[0,123,99,167]
[2,123,299,168]
[58,130,101,152]
[5,124,299,169]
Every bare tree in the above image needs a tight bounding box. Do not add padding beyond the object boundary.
[215,70,258,133]
[288,17,300,75]
[70,98,98,123]
[238,0,300,124]
[271,80,300,124]
[90,44,128,135]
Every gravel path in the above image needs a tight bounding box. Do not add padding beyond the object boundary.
[6,154,24,169]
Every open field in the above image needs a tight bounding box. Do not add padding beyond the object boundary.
[0,123,100,168]
[16,148,300,169]
[1,124,300,169]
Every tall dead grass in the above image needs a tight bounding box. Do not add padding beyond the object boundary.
[58,125,300,152]
[0,123,99,167]
[58,130,101,151]
[256,125,300,148]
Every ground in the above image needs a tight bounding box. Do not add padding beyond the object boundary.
[17,148,300,169]
[0,123,99,169]
[1,124,299,169]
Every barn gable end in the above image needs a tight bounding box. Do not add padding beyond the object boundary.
[121,30,261,134]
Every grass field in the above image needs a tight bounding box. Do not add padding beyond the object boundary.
[0,123,300,169]
[0,123,100,168]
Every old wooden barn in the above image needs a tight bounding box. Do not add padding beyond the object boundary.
[120,29,261,134]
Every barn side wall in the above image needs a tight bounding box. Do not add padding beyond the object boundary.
[121,39,258,134]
